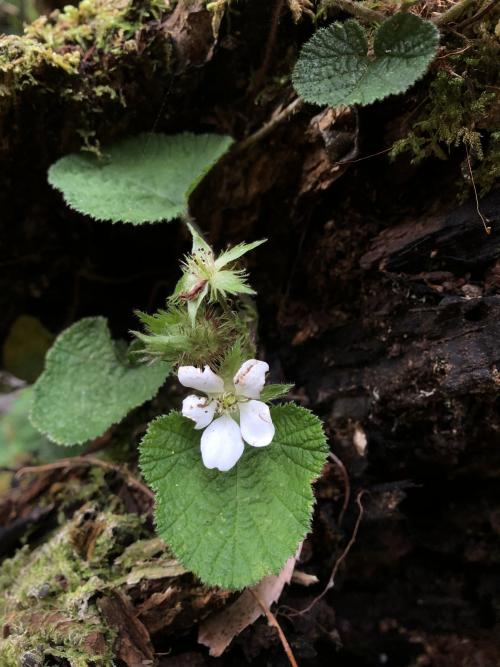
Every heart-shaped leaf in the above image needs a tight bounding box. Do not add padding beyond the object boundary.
[31,317,171,445]
[293,13,439,107]
[140,404,328,589]
[48,133,233,224]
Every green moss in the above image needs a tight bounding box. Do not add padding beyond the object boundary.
[53,468,110,525]
[24,0,166,53]
[0,546,32,613]
[0,639,42,667]
[471,131,500,196]
[114,535,167,569]
[390,24,500,196]
[0,503,150,665]
[0,0,174,144]
[89,510,145,564]
[3,534,92,610]
[0,33,80,81]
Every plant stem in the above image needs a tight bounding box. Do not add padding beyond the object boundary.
[251,0,286,94]
[329,451,350,528]
[320,0,385,23]
[236,97,304,153]
[282,490,367,618]
[181,212,204,238]
[249,590,300,667]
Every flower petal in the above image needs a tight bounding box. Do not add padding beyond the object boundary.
[178,365,224,395]
[239,400,275,447]
[233,359,269,399]
[182,394,216,430]
[200,415,244,472]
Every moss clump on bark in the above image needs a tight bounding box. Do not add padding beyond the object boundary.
[390,19,500,196]
[0,0,175,153]
[0,503,150,665]
[0,0,173,86]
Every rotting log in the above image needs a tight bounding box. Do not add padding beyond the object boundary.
[1,0,500,664]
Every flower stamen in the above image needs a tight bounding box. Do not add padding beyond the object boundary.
[179,359,275,471]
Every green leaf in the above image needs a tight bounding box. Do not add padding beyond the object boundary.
[0,388,85,466]
[140,404,328,589]
[293,13,439,107]
[260,383,294,402]
[2,315,54,383]
[31,317,171,445]
[48,133,233,225]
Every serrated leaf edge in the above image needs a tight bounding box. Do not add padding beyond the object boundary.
[139,404,328,590]
[293,13,440,107]
[48,132,234,225]
[30,316,170,445]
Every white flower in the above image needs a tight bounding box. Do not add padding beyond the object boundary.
[178,359,275,472]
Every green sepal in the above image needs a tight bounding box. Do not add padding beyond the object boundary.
[209,269,256,299]
[216,340,256,387]
[134,306,250,370]
[260,383,294,402]
[214,239,266,269]
[186,222,213,257]
[174,228,266,322]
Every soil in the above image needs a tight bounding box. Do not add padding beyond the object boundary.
[1,0,500,665]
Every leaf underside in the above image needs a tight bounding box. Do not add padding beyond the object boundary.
[31,317,171,445]
[293,13,439,107]
[48,132,233,224]
[140,404,328,590]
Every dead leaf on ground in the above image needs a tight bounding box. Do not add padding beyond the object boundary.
[198,550,299,657]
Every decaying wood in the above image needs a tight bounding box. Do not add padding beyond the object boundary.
[98,590,155,666]
[291,190,500,441]
[360,189,500,273]
[1,0,500,664]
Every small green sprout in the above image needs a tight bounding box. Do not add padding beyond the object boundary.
[173,223,266,324]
